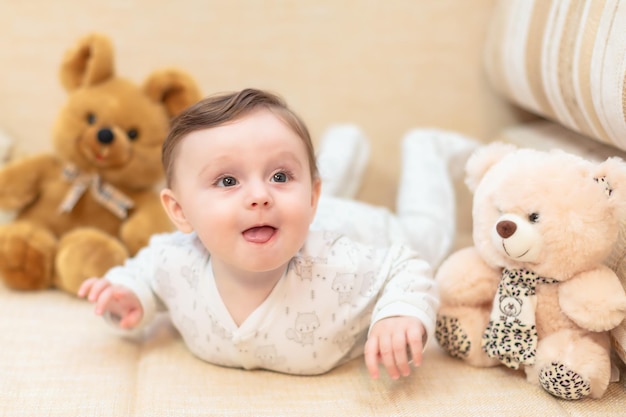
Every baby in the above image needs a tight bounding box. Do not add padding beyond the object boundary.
[79,88,440,379]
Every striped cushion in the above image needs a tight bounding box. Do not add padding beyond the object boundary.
[486,3,626,365]
[484,0,626,151]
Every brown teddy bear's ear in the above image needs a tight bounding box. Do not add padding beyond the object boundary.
[143,69,202,118]
[465,141,517,192]
[59,33,115,91]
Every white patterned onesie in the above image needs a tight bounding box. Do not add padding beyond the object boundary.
[104,230,439,375]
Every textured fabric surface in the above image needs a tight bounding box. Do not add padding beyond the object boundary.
[484,0,626,151]
[1,256,625,416]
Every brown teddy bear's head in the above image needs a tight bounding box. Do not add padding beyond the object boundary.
[52,33,201,190]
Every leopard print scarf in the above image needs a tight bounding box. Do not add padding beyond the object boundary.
[481,268,557,369]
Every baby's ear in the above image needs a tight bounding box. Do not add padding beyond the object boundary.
[310,177,322,213]
[465,141,517,192]
[160,189,193,233]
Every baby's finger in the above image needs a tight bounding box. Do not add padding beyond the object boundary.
[364,337,381,379]
[86,278,111,303]
[77,277,99,298]
[119,308,142,329]
[407,326,424,366]
[392,335,411,377]
[94,286,114,316]
[379,335,400,380]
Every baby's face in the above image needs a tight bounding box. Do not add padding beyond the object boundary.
[164,108,320,276]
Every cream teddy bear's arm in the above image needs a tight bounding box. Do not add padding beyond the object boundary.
[559,265,626,332]
[0,154,59,209]
[435,246,501,307]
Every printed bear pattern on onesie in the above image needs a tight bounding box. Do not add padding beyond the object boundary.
[104,230,437,375]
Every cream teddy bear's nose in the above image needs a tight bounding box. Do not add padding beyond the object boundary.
[496,220,517,238]
[492,213,542,262]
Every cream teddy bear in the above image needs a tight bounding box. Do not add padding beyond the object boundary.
[435,142,626,400]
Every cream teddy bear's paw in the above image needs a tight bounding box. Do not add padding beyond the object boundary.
[539,362,591,400]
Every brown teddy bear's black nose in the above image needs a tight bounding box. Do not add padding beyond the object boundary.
[97,128,114,144]
[496,220,517,239]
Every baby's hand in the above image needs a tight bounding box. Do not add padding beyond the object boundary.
[78,278,143,329]
[364,316,425,380]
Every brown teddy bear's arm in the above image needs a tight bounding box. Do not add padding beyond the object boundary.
[435,246,501,307]
[0,154,60,209]
[559,265,626,332]
[120,192,174,255]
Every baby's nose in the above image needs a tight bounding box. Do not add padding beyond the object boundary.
[247,183,273,208]
[250,199,270,207]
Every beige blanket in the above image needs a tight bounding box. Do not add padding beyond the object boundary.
[1,282,624,416]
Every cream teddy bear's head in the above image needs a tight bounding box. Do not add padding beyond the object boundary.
[465,141,626,281]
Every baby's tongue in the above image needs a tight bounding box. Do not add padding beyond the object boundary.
[243,226,275,243]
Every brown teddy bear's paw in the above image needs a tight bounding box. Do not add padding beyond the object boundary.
[0,224,56,290]
[436,315,471,359]
[539,362,591,400]
[55,228,129,294]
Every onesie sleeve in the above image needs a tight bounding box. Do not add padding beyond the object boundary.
[370,244,440,343]
[103,236,165,333]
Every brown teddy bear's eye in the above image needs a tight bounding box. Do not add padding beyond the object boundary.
[127,128,139,140]
[528,213,540,223]
[86,113,96,125]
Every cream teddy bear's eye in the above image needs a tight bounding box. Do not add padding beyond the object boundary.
[528,212,540,223]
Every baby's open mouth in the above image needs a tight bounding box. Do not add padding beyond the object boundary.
[242,226,277,243]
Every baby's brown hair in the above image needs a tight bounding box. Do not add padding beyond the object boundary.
[162,88,319,187]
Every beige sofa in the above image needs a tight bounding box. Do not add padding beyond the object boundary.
[1,1,625,415]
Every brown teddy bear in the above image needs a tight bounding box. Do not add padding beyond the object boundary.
[435,142,626,400]
[0,33,201,294]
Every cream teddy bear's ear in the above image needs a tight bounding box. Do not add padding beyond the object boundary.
[593,157,626,212]
[464,141,517,192]
[143,68,202,118]
[59,33,115,91]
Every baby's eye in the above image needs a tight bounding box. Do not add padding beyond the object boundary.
[217,176,238,187]
[272,172,289,183]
